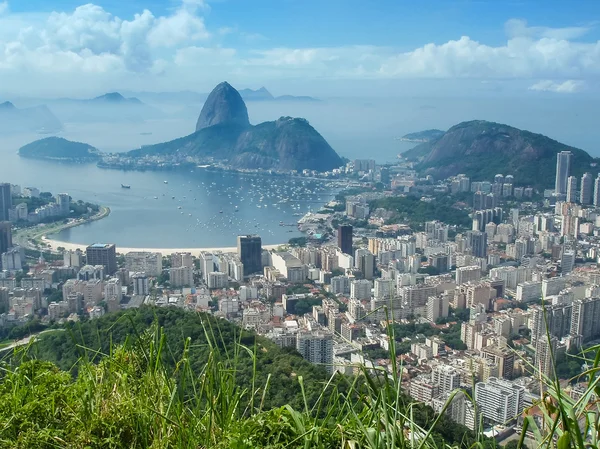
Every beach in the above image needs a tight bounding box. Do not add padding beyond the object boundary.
[41,235,284,255]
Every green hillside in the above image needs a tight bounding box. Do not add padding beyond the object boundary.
[28,307,330,411]
[19,137,102,161]
[2,306,595,448]
[1,306,491,448]
[402,120,599,188]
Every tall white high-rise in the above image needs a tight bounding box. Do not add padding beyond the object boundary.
[475,377,525,424]
[566,176,578,203]
[594,176,600,206]
[580,173,593,205]
[535,336,558,379]
[432,365,460,396]
[561,250,575,274]
[56,193,71,216]
[200,252,215,283]
[555,151,572,195]
[296,330,334,373]
[350,279,372,300]
[132,273,150,296]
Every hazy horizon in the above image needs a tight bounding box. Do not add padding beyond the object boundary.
[1,0,600,160]
[2,92,600,163]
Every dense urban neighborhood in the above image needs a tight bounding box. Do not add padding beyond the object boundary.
[1,150,599,444]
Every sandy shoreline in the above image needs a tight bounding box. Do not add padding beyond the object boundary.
[41,236,283,255]
[36,204,286,255]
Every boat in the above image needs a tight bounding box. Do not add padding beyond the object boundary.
[219,210,223,214]
[121,184,131,189]
[164,181,168,184]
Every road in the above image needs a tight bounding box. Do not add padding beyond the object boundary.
[13,206,110,254]
[0,329,65,353]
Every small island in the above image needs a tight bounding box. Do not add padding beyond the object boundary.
[397,129,445,143]
[18,137,102,162]
[18,82,342,173]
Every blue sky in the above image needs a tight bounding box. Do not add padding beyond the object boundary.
[12,0,600,47]
[1,0,600,96]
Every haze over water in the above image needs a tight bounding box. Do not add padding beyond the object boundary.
[1,94,600,249]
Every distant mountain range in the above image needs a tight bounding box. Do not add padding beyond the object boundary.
[402,120,599,188]
[2,88,319,128]
[18,82,342,172]
[46,92,162,123]
[124,87,319,104]
[0,101,62,134]
[88,92,144,105]
[52,92,144,105]
[238,87,318,102]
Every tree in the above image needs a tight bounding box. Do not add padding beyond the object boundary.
[452,307,471,322]
[288,237,307,247]
[156,272,170,286]
[418,266,440,276]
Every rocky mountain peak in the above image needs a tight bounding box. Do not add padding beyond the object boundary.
[196,82,250,132]
[0,101,16,110]
[94,92,127,102]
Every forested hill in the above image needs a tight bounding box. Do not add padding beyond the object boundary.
[4,306,493,448]
[402,120,599,187]
[19,136,102,161]
[29,306,329,410]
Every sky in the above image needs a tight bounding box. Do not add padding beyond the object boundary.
[1,0,600,97]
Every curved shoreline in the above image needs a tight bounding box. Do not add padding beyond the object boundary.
[37,205,286,254]
[41,236,284,255]
[14,205,111,253]
[39,205,288,254]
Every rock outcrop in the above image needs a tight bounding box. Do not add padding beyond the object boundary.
[195,82,250,131]
[131,82,342,172]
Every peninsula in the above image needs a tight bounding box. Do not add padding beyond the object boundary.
[401,120,600,188]
[398,129,445,143]
[19,137,102,162]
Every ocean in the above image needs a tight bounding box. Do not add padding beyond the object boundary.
[1,93,599,248]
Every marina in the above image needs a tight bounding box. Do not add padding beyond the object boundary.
[0,140,344,248]
[47,166,340,248]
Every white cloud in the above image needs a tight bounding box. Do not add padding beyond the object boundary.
[505,18,592,40]
[529,79,586,93]
[174,46,236,66]
[377,35,600,79]
[181,0,208,11]
[0,0,208,76]
[237,29,600,81]
[1,6,600,96]
[245,46,387,75]
[147,8,209,48]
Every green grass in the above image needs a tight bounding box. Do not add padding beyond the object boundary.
[0,306,598,448]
